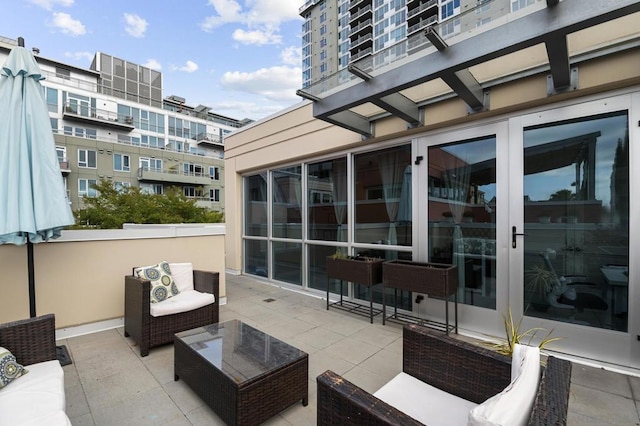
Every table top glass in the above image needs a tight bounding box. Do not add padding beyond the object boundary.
[175,319,307,385]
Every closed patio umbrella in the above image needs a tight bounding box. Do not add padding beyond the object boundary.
[0,38,74,319]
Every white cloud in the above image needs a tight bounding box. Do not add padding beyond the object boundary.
[201,0,303,45]
[201,0,243,31]
[144,59,162,71]
[63,51,93,62]
[50,12,86,36]
[232,28,281,45]
[178,61,199,73]
[280,46,301,66]
[29,0,73,11]
[220,65,301,103]
[124,13,148,38]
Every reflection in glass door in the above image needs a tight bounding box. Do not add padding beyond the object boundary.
[522,111,629,332]
[428,136,497,310]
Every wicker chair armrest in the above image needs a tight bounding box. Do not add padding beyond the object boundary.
[193,270,219,299]
[528,356,572,426]
[317,370,424,426]
[403,324,511,403]
[124,275,151,317]
[0,314,57,365]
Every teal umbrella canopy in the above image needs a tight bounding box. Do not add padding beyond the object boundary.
[0,45,74,245]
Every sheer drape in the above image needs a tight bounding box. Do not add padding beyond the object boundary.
[330,159,347,242]
[442,157,471,290]
[379,150,405,245]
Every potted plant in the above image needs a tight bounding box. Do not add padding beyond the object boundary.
[525,264,556,311]
[490,308,562,357]
[326,251,383,285]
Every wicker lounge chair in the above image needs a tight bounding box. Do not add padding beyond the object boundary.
[124,267,219,356]
[0,314,57,366]
[317,324,572,425]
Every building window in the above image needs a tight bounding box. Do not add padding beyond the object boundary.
[56,146,66,162]
[183,186,203,198]
[511,0,535,12]
[139,157,162,172]
[78,179,98,197]
[140,183,163,194]
[209,166,220,180]
[441,0,461,20]
[114,153,130,172]
[210,188,220,202]
[114,181,131,192]
[320,38,327,48]
[320,25,327,35]
[78,149,97,168]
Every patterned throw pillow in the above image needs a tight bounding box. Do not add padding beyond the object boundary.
[0,347,28,389]
[134,261,180,303]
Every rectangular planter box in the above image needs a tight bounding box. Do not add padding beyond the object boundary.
[326,256,384,285]
[382,260,458,297]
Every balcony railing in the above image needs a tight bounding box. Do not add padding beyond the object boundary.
[407,15,438,36]
[407,0,438,19]
[63,102,134,129]
[52,128,224,160]
[349,5,372,22]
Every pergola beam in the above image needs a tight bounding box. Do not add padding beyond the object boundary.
[372,93,421,126]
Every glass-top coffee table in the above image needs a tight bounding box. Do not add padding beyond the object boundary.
[174,319,308,426]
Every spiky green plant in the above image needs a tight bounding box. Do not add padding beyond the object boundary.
[490,308,563,356]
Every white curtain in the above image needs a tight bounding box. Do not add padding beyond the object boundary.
[330,159,347,242]
[379,149,405,246]
[442,158,471,291]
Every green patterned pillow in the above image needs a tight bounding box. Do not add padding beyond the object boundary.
[134,261,180,303]
[0,347,28,388]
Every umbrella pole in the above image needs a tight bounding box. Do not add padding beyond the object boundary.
[27,240,36,318]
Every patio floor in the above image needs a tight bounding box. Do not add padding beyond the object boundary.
[60,273,640,425]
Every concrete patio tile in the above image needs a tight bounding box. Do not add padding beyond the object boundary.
[276,391,317,426]
[68,412,95,426]
[162,379,206,415]
[260,317,318,341]
[569,382,639,425]
[358,346,403,378]
[351,323,402,348]
[323,336,382,365]
[90,386,184,426]
[630,374,640,401]
[141,346,175,385]
[183,404,227,426]
[308,349,356,379]
[343,364,393,394]
[571,364,634,398]
[79,365,160,409]
[293,325,345,350]
[295,309,341,326]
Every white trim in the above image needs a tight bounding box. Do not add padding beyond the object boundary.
[54,224,226,242]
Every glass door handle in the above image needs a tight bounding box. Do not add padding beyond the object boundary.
[512,226,527,248]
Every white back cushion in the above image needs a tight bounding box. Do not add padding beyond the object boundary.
[468,344,541,426]
[169,262,194,292]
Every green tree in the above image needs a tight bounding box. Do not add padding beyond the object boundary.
[71,179,224,229]
[549,189,575,201]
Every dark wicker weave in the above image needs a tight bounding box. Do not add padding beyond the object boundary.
[0,314,57,366]
[317,324,572,426]
[174,322,309,426]
[124,269,219,356]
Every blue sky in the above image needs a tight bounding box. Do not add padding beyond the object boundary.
[2,0,305,121]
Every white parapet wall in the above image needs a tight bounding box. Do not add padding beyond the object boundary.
[0,224,226,329]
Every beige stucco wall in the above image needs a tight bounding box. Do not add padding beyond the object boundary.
[224,48,640,273]
[0,227,226,328]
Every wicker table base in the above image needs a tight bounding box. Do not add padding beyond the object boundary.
[175,320,308,426]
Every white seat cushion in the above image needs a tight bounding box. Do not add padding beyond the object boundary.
[374,372,477,426]
[0,360,70,426]
[468,344,541,426]
[168,262,194,293]
[150,289,215,317]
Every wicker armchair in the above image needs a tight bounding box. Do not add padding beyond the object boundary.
[317,324,572,426]
[0,314,57,366]
[124,269,219,356]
